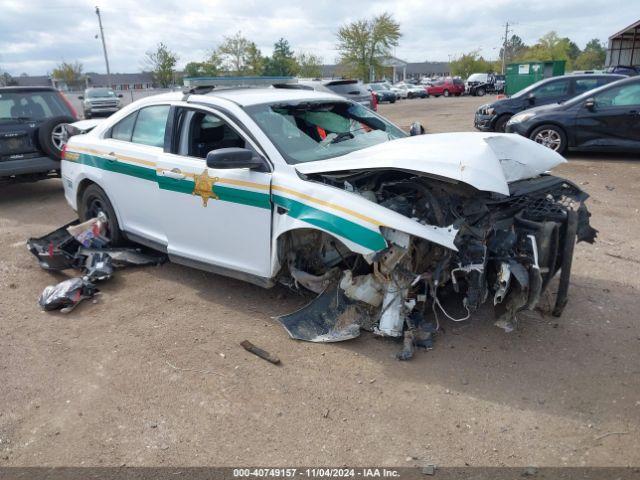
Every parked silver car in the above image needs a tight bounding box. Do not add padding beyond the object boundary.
[79,88,123,118]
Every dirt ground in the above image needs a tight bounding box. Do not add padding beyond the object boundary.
[1,96,639,468]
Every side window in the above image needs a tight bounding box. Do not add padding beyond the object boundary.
[176,109,247,159]
[574,78,599,95]
[110,111,137,142]
[131,105,170,147]
[595,83,640,107]
[534,80,569,98]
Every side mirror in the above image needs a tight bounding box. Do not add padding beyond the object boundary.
[527,93,535,104]
[409,121,425,136]
[78,95,84,100]
[206,148,266,170]
[584,98,595,110]
[118,94,123,98]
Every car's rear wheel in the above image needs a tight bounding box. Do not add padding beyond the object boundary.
[79,184,125,246]
[494,114,512,133]
[38,115,76,160]
[443,89,450,97]
[529,124,567,154]
[476,88,486,97]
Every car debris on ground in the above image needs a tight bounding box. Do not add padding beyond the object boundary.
[240,340,281,365]
[28,217,167,312]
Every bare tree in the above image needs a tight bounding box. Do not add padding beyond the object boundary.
[218,32,252,75]
[52,61,84,89]
[296,52,323,78]
[336,13,401,80]
[145,43,178,88]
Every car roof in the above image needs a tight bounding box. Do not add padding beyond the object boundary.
[0,86,57,92]
[203,87,343,106]
[549,73,626,81]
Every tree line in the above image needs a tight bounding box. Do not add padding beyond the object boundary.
[0,15,611,89]
[146,34,324,87]
[450,31,608,79]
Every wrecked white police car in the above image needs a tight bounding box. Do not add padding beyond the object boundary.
[62,87,596,359]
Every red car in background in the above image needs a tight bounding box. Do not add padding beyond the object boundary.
[426,78,465,97]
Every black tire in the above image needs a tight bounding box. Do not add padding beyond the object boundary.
[390,98,396,103]
[494,114,512,133]
[476,88,486,97]
[443,89,450,97]
[79,184,125,246]
[38,115,76,160]
[529,124,567,154]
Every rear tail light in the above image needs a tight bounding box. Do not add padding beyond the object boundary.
[58,91,78,120]
[61,143,68,160]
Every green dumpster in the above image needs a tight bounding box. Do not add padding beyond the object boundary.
[505,61,565,96]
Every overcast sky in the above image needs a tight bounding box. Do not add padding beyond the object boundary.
[0,0,633,75]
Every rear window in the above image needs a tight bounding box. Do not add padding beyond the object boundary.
[0,90,71,121]
[109,105,170,147]
[467,74,487,82]
[131,105,170,147]
[325,82,368,96]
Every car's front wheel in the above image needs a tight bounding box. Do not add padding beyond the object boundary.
[476,88,486,97]
[494,114,512,133]
[79,184,125,246]
[529,124,567,154]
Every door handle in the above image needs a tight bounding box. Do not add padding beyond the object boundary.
[160,168,185,180]
[104,151,117,162]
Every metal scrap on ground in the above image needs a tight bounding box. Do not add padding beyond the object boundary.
[28,217,167,312]
[240,340,281,364]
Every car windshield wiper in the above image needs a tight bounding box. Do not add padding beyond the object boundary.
[329,131,355,144]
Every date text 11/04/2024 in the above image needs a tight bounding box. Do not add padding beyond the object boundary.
[232,468,402,478]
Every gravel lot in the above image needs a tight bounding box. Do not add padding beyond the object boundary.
[1,95,639,467]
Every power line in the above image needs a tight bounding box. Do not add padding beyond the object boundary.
[95,6,111,87]
[501,21,511,75]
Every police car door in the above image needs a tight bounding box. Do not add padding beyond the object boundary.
[155,106,273,283]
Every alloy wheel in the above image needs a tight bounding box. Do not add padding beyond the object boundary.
[51,124,67,152]
[533,129,562,151]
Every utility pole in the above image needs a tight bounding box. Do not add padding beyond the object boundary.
[95,6,111,88]
[501,22,511,75]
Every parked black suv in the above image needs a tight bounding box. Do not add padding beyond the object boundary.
[474,74,625,132]
[0,86,77,183]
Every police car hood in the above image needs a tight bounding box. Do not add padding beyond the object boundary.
[295,132,566,196]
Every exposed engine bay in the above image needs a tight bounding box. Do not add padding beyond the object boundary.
[277,170,597,360]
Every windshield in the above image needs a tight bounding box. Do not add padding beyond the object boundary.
[467,74,486,82]
[86,88,116,98]
[0,90,71,122]
[245,101,407,165]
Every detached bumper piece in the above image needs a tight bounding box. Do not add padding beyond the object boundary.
[27,219,167,312]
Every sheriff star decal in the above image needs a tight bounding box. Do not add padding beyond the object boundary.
[192,169,219,207]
